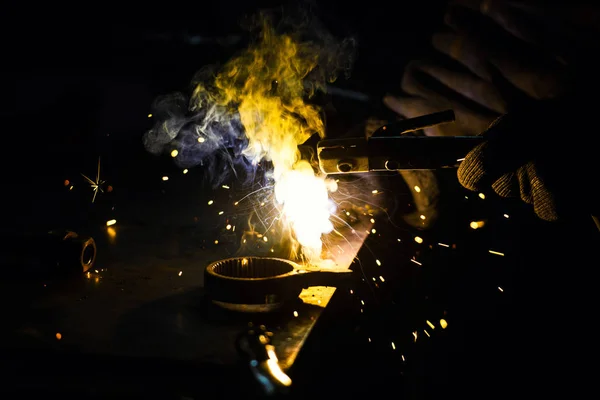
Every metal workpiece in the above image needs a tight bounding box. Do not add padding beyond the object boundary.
[204,256,356,309]
[48,230,97,273]
[1,229,96,277]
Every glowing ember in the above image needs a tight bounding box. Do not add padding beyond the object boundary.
[81,157,106,203]
[469,220,486,229]
[107,227,116,241]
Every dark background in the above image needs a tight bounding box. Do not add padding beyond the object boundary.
[2,1,599,399]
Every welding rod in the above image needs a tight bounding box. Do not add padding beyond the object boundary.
[303,82,372,103]
[324,85,372,102]
[371,109,456,137]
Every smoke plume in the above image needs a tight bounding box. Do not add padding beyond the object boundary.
[142,4,356,186]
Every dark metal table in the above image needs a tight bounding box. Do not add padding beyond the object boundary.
[0,197,372,398]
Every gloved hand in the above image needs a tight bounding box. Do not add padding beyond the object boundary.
[457,97,599,222]
[382,0,595,137]
[384,0,600,223]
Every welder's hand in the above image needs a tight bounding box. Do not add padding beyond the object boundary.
[383,0,598,137]
[456,98,598,222]
[383,59,505,136]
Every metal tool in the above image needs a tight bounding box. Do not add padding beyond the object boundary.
[317,110,485,174]
[204,257,356,311]
[2,229,96,278]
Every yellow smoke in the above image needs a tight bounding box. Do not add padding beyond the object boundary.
[191,17,337,264]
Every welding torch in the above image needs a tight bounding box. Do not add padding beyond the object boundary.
[316,110,485,174]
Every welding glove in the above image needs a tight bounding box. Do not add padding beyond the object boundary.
[457,96,599,222]
[383,0,600,137]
